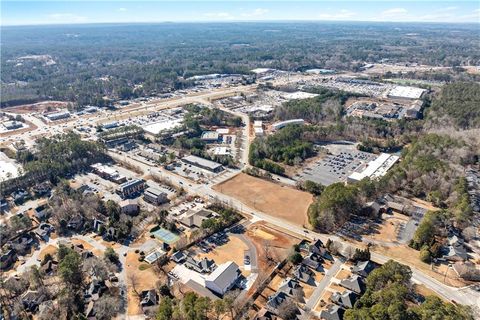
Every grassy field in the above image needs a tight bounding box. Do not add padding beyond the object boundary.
[214,173,313,226]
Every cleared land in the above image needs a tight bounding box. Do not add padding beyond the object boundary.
[195,236,249,272]
[214,173,313,226]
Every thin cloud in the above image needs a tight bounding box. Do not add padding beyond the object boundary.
[118,8,127,12]
[203,12,234,20]
[319,9,356,20]
[242,8,269,18]
[48,13,88,23]
[381,8,408,17]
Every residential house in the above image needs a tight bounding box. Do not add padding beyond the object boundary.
[103,227,118,241]
[171,251,187,263]
[0,250,16,270]
[40,259,58,275]
[443,245,468,261]
[21,290,46,313]
[320,304,345,320]
[331,290,358,309]
[34,204,48,220]
[11,189,29,204]
[67,215,84,230]
[120,199,140,215]
[278,278,304,303]
[184,257,216,273]
[205,261,241,296]
[93,218,106,233]
[309,239,331,260]
[0,198,9,213]
[266,291,289,314]
[8,234,34,255]
[309,239,324,254]
[293,264,315,285]
[352,260,376,278]
[32,182,52,197]
[340,275,366,294]
[302,252,323,271]
[254,308,285,320]
[448,235,464,247]
[34,223,53,241]
[363,201,384,217]
[140,289,159,307]
[143,187,169,205]
[84,278,107,303]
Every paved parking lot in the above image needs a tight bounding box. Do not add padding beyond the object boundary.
[296,149,376,186]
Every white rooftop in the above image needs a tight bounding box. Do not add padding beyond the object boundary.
[212,146,230,155]
[282,91,319,100]
[388,86,426,99]
[143,118,183,135]
[348,153,400,182]
[250,68,275,74]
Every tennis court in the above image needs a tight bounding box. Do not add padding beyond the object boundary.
[151,227,180,244]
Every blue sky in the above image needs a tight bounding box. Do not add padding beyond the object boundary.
[2,1,479,26]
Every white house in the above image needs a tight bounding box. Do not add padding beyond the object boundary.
[205,261,240,295]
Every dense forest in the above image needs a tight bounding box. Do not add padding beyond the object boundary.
[0,133,108,196]
[425,82,480,129]
[2,22,480,107]
[274,87,352,123]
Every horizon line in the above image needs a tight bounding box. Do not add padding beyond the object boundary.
[2,19,479,27]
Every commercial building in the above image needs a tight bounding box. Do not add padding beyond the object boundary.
[216,128,230,135]
[205,261,240,295]
[347,153,400,183]
[116,179,145,198]
[45,111,71,121]
[3,121,23,130]
[179,209,214,228]
[181,155,224,173]
[254,120,264,136]
[120,199,139,215]
[387,86,427,100]
[91,163,126,183]
[212,146,230,156]
[305,68,336,74]
[102,121,119,130]
[272,119,304,131]
[143,118,183,139]
[143,187,169,205]
[200,131,220,143]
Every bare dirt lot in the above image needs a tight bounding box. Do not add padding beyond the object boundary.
[4,101,69,114]
[372,244,467,288]
[125,252,162,315]
[214,173,313,226]
[194,236,249,273]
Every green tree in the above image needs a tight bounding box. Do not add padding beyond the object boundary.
[104,247,119,264]
[156,297,173,320]
[58,251,83,288]
[308,183,361,232]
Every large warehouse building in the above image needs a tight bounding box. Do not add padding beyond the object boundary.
[348,153,400,183]
[181,155,224,173]
[387,86,427,100]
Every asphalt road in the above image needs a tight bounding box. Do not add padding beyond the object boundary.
[115,152,480,308]
[304,258,344,310]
